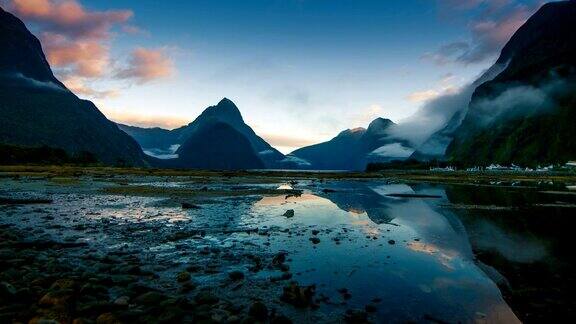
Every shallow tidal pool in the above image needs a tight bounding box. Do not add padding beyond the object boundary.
[1,174,575,323]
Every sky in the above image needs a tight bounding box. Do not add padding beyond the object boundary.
[1,0,547,153]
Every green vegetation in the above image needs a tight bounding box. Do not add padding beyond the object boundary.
[448,99,576,167]
[1,165,575,187]
[103,185,303,198]
[366,159,459,171]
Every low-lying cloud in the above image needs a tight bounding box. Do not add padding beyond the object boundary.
[392,85,477,146]
[470,75,576,127]
[143,144,180,160]
[390,62,506,147]
[369,143,415,158]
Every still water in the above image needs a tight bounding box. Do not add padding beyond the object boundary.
[246,182,520,323]
[2,176,575,322]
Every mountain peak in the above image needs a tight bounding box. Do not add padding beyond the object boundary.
[367,118,394,134]
[218,97,235,106]
[199,98,244,125]
[496,0,576,66]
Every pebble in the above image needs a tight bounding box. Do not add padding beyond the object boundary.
[176,271,191,282]
[309,237,321,244]
[228,270,245,281]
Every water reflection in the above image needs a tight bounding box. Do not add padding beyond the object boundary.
[249,182,520,323]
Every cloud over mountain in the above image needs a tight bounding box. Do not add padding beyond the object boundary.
[425,0,542,65]
[1,0,173,97]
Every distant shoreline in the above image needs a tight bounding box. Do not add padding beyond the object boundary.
[1,165,575,184]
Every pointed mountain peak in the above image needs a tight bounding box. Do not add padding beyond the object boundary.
[199,98,244,125]
[217,97,236,106]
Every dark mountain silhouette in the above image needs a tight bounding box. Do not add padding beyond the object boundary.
[119,98,286,168]
[0,7,148,166]
[116,124,175,153]
[447,0,576,165]
[290,118,413,170]
[174,121,265,170]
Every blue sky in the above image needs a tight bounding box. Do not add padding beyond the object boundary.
[2,0,546,152]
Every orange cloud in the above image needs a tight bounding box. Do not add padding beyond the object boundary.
[115,48,174,84]
[5,0,130,79]
[2,0,162,98]
[8,0,132,39]
[41,32,109,77]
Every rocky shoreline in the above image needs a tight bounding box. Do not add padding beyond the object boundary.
[1,223,362,324]
[4,167,572,323]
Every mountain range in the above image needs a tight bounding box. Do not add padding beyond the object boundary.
[118,98,286,169]
[2,1,576,169]
[288,118,414,170]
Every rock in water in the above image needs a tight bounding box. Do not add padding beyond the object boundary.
[283,209,295,218]
[280,282,316,308]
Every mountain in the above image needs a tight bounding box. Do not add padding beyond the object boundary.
[410,62,507,161]
[119,98,286,169]
[0,7,148,166]
[175,98,285,167]
[446,0,576,166]
[175,121,265,170]
[116,124,180,159]
[289,118,414,170]
[116,124,175,152]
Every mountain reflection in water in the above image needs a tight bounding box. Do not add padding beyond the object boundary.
[250,182,521,323]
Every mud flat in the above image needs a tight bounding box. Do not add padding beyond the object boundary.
[1,166,575,323]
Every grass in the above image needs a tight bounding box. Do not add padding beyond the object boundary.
[103,185,303,198]
[0,165,575,186]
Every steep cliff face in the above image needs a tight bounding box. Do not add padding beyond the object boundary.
[447,0,576,165]
[0,7,148,166]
